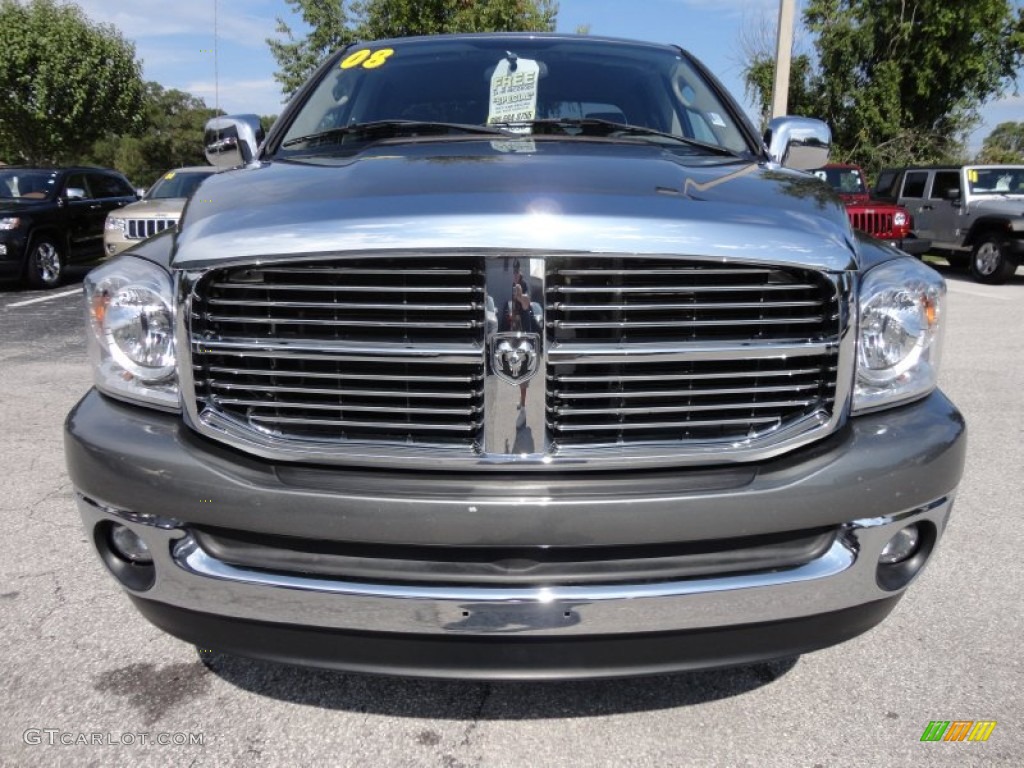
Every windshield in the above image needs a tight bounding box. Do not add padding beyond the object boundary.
[145,170,216,200]
[811,167,866,195]
[276,37,753,159]
[967,167,1024,195]
[0,169,58,201]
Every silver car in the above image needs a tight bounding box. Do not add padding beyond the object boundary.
[103,166,217,256]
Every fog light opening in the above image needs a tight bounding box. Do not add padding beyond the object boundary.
[94,521,156,591]
[879,524,921,565]
[110,523,153,564]
[876,520,937,592]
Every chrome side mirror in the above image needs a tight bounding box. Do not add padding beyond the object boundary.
[764,117,831,170]
[204,115,265,168]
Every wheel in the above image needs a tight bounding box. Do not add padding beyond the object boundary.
[970,237,1016,284]
[24,236,64,289]
[945,253,969,269]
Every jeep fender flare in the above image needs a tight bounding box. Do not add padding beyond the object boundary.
[964,216,1024,247]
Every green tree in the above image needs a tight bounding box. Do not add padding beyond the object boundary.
[88,83,222,187]
[742,1,1024,178]
[0,0,145,164]
[267,0,361,100]
[267,0,559,99]
[358,0,557,39]
[977,120,1024,164]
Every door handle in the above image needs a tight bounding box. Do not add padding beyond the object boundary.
[919,205,933,211]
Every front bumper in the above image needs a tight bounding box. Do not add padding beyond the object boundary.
[66,388,966,679]
[0,231,27,278]
[895,236,931,256]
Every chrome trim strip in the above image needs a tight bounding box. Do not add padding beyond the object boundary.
[554,300,823,311]
[548,283,819,294]
[197,315,482,330]
[206,299,479,311]
[551,317,825,330]
[174,535,854,602]
[546,340,840,365]
[211,282,481,294]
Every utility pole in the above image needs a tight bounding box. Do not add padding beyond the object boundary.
[214,0,220,116]
[771,0,796,119]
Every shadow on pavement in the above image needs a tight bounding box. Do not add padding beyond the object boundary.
[198,653,798,719]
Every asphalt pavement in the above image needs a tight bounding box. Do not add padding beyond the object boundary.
[0,263,1021,767]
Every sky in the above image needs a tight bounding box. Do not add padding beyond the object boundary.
[73,0,1022,154]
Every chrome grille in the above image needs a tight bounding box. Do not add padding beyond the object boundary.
[188,257,485,447]
[183,254,849,466]
[126,218,177,240]
[848,210,894,238]
[546,258,841,447]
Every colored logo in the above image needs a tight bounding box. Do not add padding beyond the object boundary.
[920,721,997,742]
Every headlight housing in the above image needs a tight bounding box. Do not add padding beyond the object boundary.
[0,216,22,230]
[853,258,945,413]
[84,256,178,410]
[105,216,126,233]
[892,211,908,228]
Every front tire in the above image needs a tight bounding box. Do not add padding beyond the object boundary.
[970,237,1016,284]
[24,236,64,289]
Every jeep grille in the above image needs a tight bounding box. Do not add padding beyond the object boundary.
[126,218,177,240]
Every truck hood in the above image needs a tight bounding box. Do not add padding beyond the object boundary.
[173,139,857,271]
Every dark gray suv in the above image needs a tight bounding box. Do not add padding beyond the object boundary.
[64,34,965,679]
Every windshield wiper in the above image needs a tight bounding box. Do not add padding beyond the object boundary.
[492,118,741,156]
[281,120,511,149]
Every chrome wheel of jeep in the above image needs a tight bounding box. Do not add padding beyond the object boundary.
[970,237,1016,285]
[25,237,63,289]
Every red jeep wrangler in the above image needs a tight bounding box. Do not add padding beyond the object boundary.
[813,164,930,256]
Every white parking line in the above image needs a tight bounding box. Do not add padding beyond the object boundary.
[6,287,81,309]
[945,283,1013,301]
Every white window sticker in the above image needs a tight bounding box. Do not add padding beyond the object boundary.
[488,57,540,132]
[707,112,727,128]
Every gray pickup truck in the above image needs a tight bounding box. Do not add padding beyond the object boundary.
[64,34,965,679]
[874,164,1024,283]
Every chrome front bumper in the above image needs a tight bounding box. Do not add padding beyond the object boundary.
[66,387,965,677]
[76,493,952,638]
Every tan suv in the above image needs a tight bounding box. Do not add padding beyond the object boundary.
[103,166,217,256]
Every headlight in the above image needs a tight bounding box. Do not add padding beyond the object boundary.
[105,216,126,233]
[84,256,178,410]
[853,258,945,413]
[0,216,22,230]
[893,211,908,228]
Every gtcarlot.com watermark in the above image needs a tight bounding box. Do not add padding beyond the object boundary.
[24,729,204,747]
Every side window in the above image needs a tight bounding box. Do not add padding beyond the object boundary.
[64,173,92,199]
[901,172,928,199]
[90,173,133,199]
[929,171,960,200]
[875,170,896,197]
